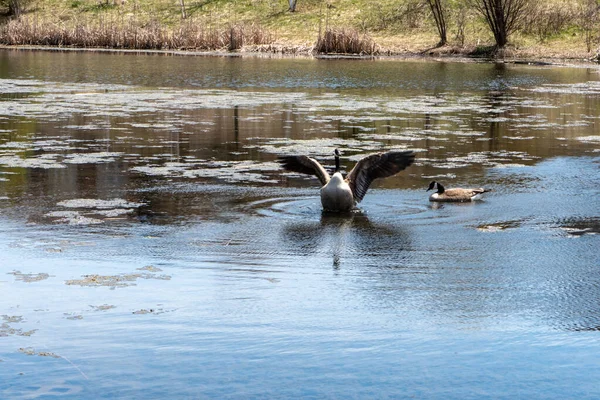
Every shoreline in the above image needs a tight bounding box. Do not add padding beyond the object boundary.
[2,44,598,68]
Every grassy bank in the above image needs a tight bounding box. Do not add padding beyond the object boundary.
[1,0,599,61]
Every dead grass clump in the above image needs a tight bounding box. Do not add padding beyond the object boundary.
[0,17,274,50]
[315,27,378,55]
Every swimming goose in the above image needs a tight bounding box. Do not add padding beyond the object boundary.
[279,149,415,212]
[426,181,490,202]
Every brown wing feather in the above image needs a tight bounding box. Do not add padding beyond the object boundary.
[346,151,415,202]
[444,188,490,199]
[443,188,472,198]
[278,155,330,186]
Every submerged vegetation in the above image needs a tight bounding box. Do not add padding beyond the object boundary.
[0,0,599,59]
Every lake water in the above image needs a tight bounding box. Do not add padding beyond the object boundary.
[1,49,599,399]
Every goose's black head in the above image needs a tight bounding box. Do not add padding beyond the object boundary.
[334,148,341,172]
[426,181,445,193]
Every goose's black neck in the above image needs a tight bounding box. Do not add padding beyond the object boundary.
[437,183,445,193]
[334,150,340,172]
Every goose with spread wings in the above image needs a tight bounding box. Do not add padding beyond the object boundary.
[279,149,415,212]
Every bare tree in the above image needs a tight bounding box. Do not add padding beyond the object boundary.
[470,0,530,48]
[3,0,28,17]
[580,0,600,53]
[179,0,187,19]
[289,0,297,12]
[426,0,447,46]
[455,3,469,46]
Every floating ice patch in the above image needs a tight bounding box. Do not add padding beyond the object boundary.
[477,220,522,232]
[577,136,600,143]
[513,122,563,130]
[8,271,50,283]
[182,161,280,183]
[0,81,209,117]
[63,152,123,164]
[1,315,23,323]
[346,146,413,162]
[57,198,144,209]
[133,159,281,183]
[48,212,105,225]
[132,308,169,315]
[18,347,59,357]
[33,139,81,152]
[0,155,65,169]
[528,81,600,95]
[422,173,457,180]
[2,325,37,338]
[47,201,142,224]
[509,136,535,140]
[46,210,80,218]
[382,95,488,115]
[489,150,540,161]
[131,162,189,177]
[128,122,180,130]
[491,163,531,169]
[0,79,131,94]
[90,304,117,311]
[96,209,136,217]
[1,139,84,153]
[254,138,384,157]
[431,150,537,169]
[566,120,592,128]
[514,98,557,109]
[356,133,426,142]
[137,266,163,272]
[0,79,47,94]
[62,124,113,131]
[344,125,377,132]
[65,270,171,288]
[407,128,485,138]
[485,117,511,123]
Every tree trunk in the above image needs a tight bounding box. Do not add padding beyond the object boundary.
[472,0,529,48]
[179,0,187,19]
[492,0,506,47]
[426,0,447,46]
[9,0,22,17]
[288,0,297,12]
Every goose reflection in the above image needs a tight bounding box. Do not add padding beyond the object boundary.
[281,211,412,269]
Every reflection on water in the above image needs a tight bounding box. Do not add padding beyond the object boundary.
[282,211,412,268]
[1,50,600,399]
[558,217,600,237]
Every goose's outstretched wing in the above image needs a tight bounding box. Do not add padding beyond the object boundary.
[278,155,331,186]
[347,151,415,202]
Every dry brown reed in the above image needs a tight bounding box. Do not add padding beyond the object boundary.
[315,28,378,55]
[0,16,274,51]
